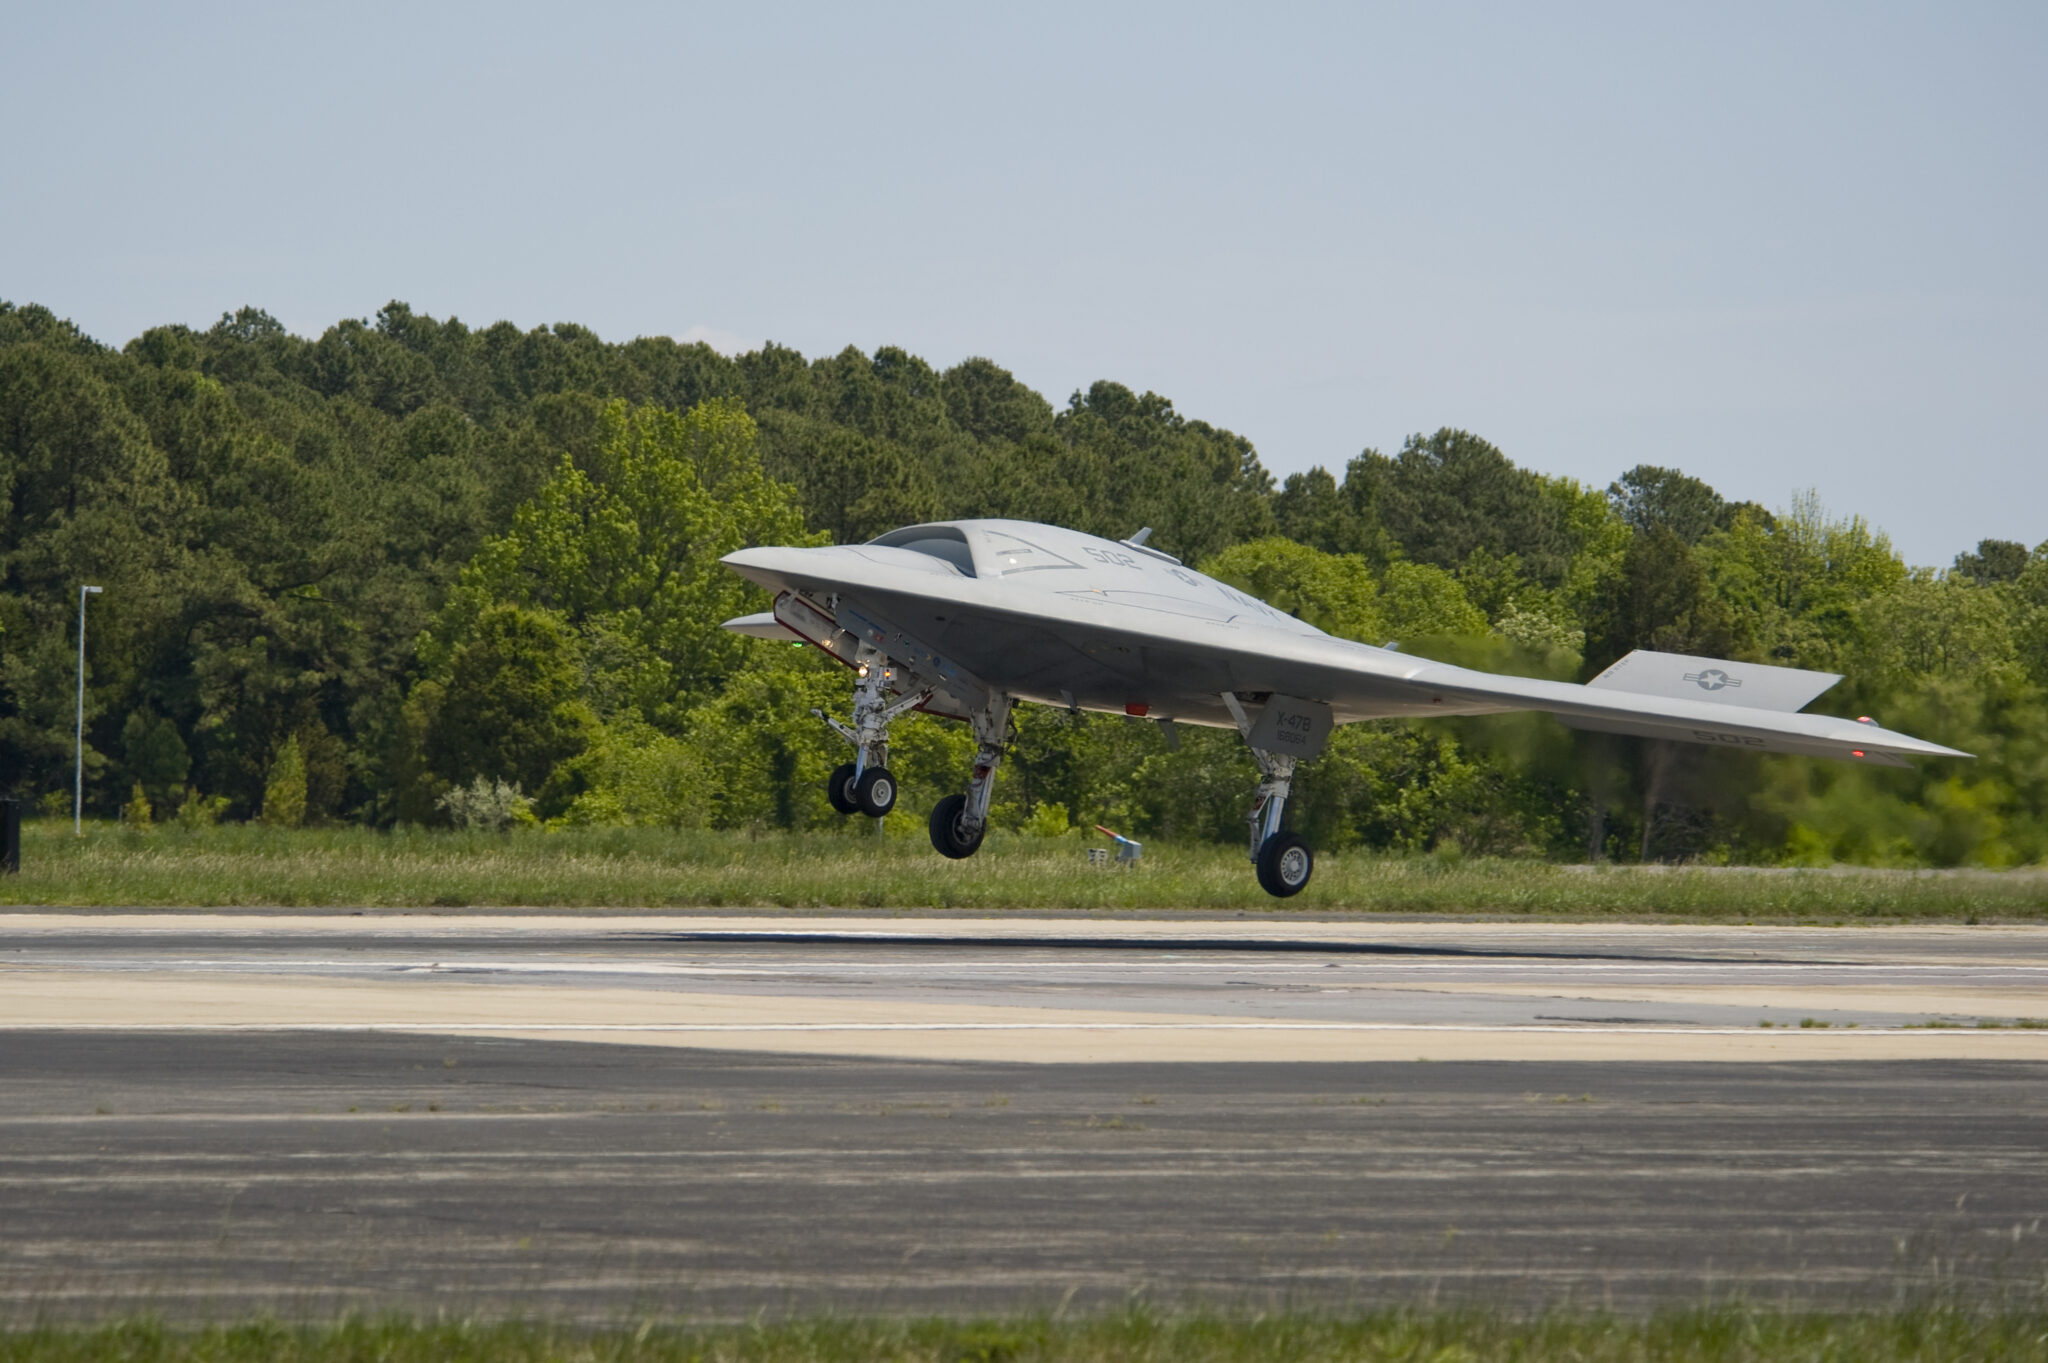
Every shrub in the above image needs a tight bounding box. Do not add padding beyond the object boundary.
[436,776,534,832]
[174,787,231,829]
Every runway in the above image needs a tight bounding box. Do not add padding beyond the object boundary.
[2,913,2044,1316]
[2,914,2045,1061]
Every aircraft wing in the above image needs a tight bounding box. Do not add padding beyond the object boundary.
[1388,650,1962,767]
[1143,621,1965,768]
[718,530,1967,769]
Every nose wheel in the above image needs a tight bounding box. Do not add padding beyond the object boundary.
[826,762,860,815]
[826,761,896,817]
[853,765,896,817]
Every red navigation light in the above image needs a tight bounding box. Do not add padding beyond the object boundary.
[1852,749,1866,758]
[1125,702,1149,717]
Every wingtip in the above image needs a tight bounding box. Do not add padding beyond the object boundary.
[1881,734,1972,761]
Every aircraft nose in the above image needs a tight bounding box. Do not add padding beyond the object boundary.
[721,545,805,589]
[720,543,855,593]
[720,546,788,571]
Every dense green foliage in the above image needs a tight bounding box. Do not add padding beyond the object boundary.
[4,299,2045,865]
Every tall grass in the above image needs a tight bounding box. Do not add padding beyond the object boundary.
[3,820,2045,918]
[4,1308,2046,1363]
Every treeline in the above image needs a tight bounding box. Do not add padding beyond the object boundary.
[2,299,2043,865]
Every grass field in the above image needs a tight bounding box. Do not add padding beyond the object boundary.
[3,819,2045,919]
[5,1309,2046,1363]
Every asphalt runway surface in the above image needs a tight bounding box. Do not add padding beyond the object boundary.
[2,914,2045,1317]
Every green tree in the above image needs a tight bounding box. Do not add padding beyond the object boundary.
[1201,539,1384,641]
[262,735,307,828]
[1378,562,1489,640]
[2013,542,2048,688]
[426,398,817,725]
[1608,464,1730,545]
[756,411,943,544]
[1052,381,1275,563]
[121,709,190,814]
[1583,526,1737,675]
[1272,466,1400,565]
[939,356,1056,443]
[0,341,185,810]
[1953,538,2028,584]
[422,605,596,806]
[1698,492,1905,671]
[1345,430,1574,587]
[1856,571,2020,689]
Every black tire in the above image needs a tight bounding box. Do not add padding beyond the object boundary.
[1255,831,1313,898]
[928,793,985,859]
[853,765,897,818]
[826,762,860,815]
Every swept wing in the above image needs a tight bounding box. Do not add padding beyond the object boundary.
[720,519,1963,769]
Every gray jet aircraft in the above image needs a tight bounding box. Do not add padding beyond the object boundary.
[722,519,1966,897]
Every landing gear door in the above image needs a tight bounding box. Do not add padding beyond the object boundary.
[774,592,860,670]
[1246,695,1333,761]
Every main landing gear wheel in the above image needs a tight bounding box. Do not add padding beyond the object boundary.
[826,762,860,815]
[929,793,985,859]
[853,765,897,818]
[1255,831,1314,898]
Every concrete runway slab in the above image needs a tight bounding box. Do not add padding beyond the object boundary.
[2,913,2042,1317]
[1,1035,2043,1319]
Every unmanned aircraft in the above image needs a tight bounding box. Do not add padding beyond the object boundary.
[721,520,1966,897]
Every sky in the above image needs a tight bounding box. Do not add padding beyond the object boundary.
[3,1,2042,568]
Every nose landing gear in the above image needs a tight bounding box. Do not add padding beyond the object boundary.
[815,652,927,820]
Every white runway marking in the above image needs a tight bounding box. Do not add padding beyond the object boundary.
[0,1020,2018,1035]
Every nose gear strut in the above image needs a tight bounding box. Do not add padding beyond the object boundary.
[814,650,930,819]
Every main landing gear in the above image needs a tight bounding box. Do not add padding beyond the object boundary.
[1223,693,1314,898]
[813,643,1316,898]
[930,695,1013,859]
[1246,752,1311,897]
[815,654,930,820]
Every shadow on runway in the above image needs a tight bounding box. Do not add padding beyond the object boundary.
[622,930,1825,967]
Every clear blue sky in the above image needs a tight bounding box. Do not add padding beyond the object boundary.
[4,2,2041,567]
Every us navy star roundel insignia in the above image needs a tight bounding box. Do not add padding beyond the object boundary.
[1684,668,1741,691]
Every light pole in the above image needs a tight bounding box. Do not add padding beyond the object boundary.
[75,584,102,836]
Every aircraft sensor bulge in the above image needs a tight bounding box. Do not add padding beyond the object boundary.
[721,518,1967,898]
